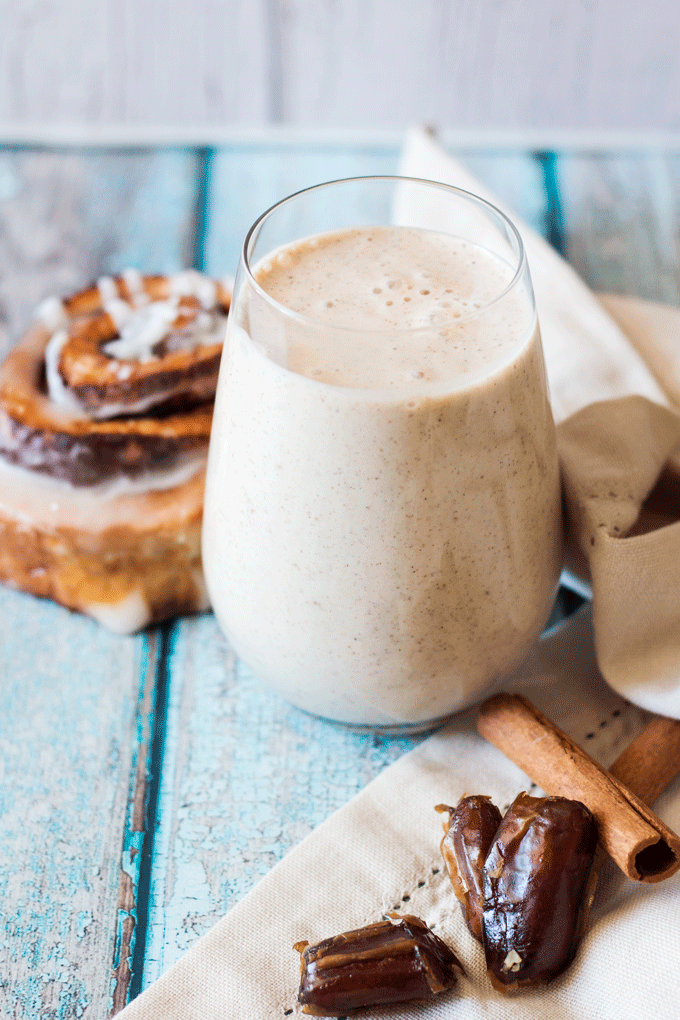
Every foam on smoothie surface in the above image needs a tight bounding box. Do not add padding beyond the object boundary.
[251,225,523,389]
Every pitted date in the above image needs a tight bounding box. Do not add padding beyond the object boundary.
[437,796,502,941]
[294,913,463,1015]
[482,793,598,991]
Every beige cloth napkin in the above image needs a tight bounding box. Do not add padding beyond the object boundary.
[119,129,680,1019]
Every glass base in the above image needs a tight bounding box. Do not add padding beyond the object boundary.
[293,578,587,736]
[309,706,470,738]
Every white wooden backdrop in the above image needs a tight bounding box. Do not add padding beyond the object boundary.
[1,0,680,134]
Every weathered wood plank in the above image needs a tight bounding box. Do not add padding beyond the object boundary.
[0,146,201,356]
[0,590,159,1019]
[0,0,270,126]
[110,632,162,1016]
[201,142,400,278]
[273,0,680,131]
[0,143,204,1016]
[140,613,422,988]
[2,1,680,133]
[555,151,680,303]
[138,145,552,988]
[201,145,547,279]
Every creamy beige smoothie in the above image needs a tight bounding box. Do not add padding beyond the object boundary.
[203,225,562,726]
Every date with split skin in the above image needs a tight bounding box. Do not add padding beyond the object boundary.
[293,793,598,1013]
[437,792,598,992]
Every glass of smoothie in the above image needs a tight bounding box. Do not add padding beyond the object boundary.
[202,177,562,732]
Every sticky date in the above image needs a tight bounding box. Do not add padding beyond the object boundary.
[294,913,463,1015]
[437,796,502,941]
[482,793,598,991]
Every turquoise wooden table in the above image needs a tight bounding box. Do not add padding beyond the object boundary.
[0,134,678,1018]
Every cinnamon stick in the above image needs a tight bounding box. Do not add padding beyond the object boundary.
[587,715,680,889]
[477,694,680,883]
[608,714,680,804]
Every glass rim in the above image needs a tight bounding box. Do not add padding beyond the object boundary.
[241,175,529,335]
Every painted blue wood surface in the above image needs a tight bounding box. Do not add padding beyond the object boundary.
[0,145,200,1018]
[201,142,400,277]
[1,138,678,1018]
[141,613,422,987]
[0,588,153,1018]
[556,152,680,304]
[0,148,201,357]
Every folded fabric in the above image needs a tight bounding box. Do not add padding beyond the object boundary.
[118,130,680,1019]
[559,392,680,716]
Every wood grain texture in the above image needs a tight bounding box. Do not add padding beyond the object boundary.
[0,147,201,356]
[110,632,162,1016]
[0,589,158,1019]
[201,141,399,277]
[1,137,679,1015]
[555,152,680,304]
[0,0,270,125]
[273,0,680,131]
[2,0,680,131]
[0,141,203,1017]
[140,613,423,989]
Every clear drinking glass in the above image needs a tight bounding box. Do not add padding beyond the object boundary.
[202,177,562,733]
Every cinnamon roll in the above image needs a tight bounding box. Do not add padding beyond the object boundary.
[0,270,231,632]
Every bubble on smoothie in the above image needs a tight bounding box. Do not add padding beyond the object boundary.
[251,225,529,388]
